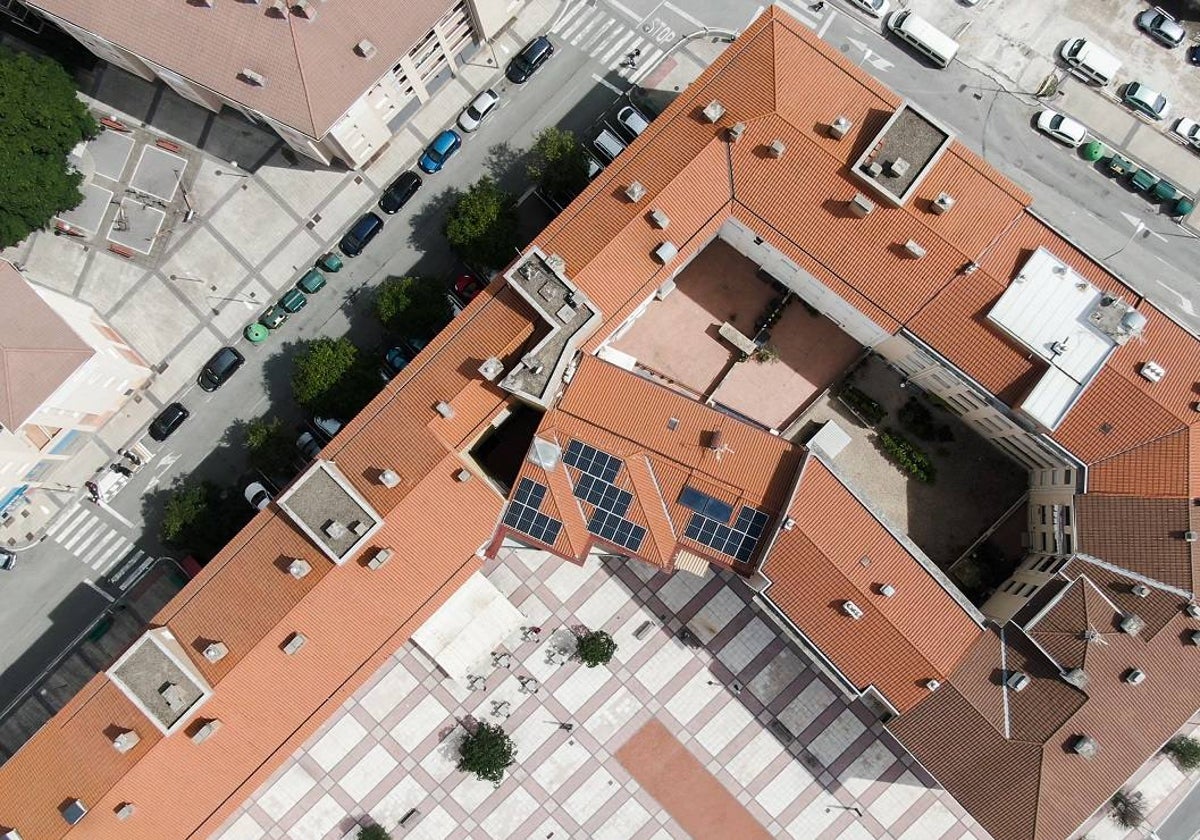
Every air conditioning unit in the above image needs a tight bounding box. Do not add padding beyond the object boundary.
[702,100,726,123]
[848,193,874,218]
[904,240,927,259]
[931,192,956,214]
[865,161,883,178]
[203,642,229,662]
[828,116,852,139]
[649,209,670,229]
[288,559,311,579]
[841,600,864,620]
[1005,671,1031,692]
[1119,613,1145,635]
[324,520,347,540]
[366,548,392,570]
[1139,361,1166,383]
[887,158,910,178]
[1070,734,1098,758]
[625,181,646,202]
[282,632,307,655]
[1125,668,1146,685]
[767,139,786,158]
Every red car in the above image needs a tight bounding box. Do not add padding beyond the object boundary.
[453,273,485,303]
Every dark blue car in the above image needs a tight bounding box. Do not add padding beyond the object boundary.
[418,130,462,174]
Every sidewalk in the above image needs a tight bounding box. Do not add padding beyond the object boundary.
[0,0,566,550]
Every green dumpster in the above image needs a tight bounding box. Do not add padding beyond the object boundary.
[1081,140,1105,162]
[1152,180,1179,202]
[1106,154,1134,176]
[316,252,343,273]
[1130,168,1159,192]
[1175,196,1195,217]
[243,322,269,343]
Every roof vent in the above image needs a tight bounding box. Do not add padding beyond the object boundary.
[203,642,229,663]
[266,0,288,16]
[702,100,725,123]
[378,469,400,488]
[479,357,504,381]
[848,193,874,218]
[455,468,472,482]
[1005,671,1031,692]
[1062,667,1089,688]
[1131,585,1150,598]
[435,401,455,419]
[366,548,392,570]
[355,39,377,59]
[1119,614,1146,635]
[841,600,864,620]
[1190,630,1200,646]
[727,122,746,143]
[654,242,678,264]
[239,69,267,87]
[1185,531,1198,543]
[767,139,786,158]
[865,161,883,178]
[1125,668,1146,685]
[828,116,852,139]
[878,583,896,597]
[324,520,347,540]
[160,683,187,710]
[292,0,316,19]
[625,181,646,202]
[1139,361,1166,383]
[111,729,140,753]
[781,516,796,531]
[962,262,979,275]
[931,192,956,214]
[649,209,670,229]
[349,519,368,536]
[61,800,87,826]
[288,559,311,579]
[903,240,927,259]
[887,158,910,178]
[190,719,221,744]
[925,679,941,691]
[1186,604,1200,619]
[1070,735,1098,758]
[115,803,135,821]
[282,632,307,655]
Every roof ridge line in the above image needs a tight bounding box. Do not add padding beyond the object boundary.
[1072,552,1192,600]
[1083,423,1190,469]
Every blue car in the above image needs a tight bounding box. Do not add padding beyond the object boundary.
[418,130,462,174]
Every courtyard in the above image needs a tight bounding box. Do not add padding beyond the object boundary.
[216,548,988,840]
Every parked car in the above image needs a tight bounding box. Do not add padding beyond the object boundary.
[458,89,500,132]
[1122,82,1170,121]
[339,212,384,257]
[593,127,627,163]
[149,402,190,441]
[279,288,307,314]
[297,431,322,461]
[378,171,421,214]
[1035,110,1088,147]
[846,0,889,15]
[311,416,343,443]
[418,130,462,174]
[616,105,650,140]
[507,36,554,83]
[296,269,326,294]
[244,481,271,511]
[380,346,411,381]
[259,305,288,329]
[0,549,15,571]
[1172,117,1200,149]
[453,273,485,303]
[1136,7,1185,48]
[1189,45,1200,66]
[198,346,245,392]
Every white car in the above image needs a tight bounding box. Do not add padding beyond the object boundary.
[244,481,272,511]
[1172,117,1200,150]
[457,89,499,133]
[847,0,889,16]
[1036,110,1088,148]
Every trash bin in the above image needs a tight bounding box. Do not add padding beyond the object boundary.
[316,252,343,273]
[1175,196,1195,218]
[1152,180,1179,202]
[1080,140,1105,162]
[1130,168,1159,193]
[1106,154,1134,176]
[243,323,269,343]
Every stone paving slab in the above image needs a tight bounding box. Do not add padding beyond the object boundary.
[107,199,166,254]
[89,129,136,181]
[129,146,188,202]
[57,182,113,235]
[209,181,295,268]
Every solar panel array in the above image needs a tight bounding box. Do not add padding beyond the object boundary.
[503,478,562,546]
[574,473,632,517]
[678,486,735,523]
[566,439,649,554]
[564,440,620,482]
[588,509,647,552]
[683,502,770,562]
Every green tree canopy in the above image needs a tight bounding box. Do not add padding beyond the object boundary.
[527,126,591,204]
[292,337,359,413]
[243,416,295,480]
[457,721,517,784]
[355,826,392,840]
[575,629,618,668]
[160,481,249,562]
[0,46,98,248]
[443,176,519,270]
[375,275,452,340]
[1164,735,1200,770]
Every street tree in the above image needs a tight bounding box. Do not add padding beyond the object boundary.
[1164,735,1200,771]
[375,275,451,339]
[443,176,519,270]
[457,721,517,784]
[527,126,591,204]
[0,46,98,248]
[243,417,295,480]
[355,826,392,840]
[575,629,618,668]
[160,481,249,562]
[292,337,359,414]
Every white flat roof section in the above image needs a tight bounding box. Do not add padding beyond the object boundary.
[987,248,1119,430]
[410,572,525,685]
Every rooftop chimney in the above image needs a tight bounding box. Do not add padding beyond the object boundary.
[366,548,392,570]
[653,242,678,264]
[878,583,896,597]
[479,357,504,381]
[61,801,87,826]
[1070,734,1098,758]
[282,632,307,655]
[1124,668,1146,685]
[849,193,874,218]
[828,116,852,139]
[924,679,941,691]
[1119,614,1145,635]
[1062,667,1088,688]
[115,803,135,821]
[190,719,221,744]
[1186,604,1200,619]
[111,729,140,753]
[625,181,646,202]
[160,683,187,710]
[455,468,472,483]
[887,158,910,178]
[1005,671,1031,692]
[378,469,400,488]
[702,100,725,123]
[288,558,311,579]
[239,69,267,87]
[266,0,288,17]
[293,0,316,19]
[355,39,377,59]
[841,600,864,620]
[903,239,927,259]
[767,139,786,158]
[435,401,455,419]
[1139,361,1166,383]
[1131,585,1150,598]
[726,122,746,143]
[203,642,229,663]
[649,209,670,229]
[931,192,956,214]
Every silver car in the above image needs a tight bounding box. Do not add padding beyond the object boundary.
[1136,7,1185,48]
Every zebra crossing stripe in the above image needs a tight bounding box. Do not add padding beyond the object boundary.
[69,523,105,555]
[601,30,636,64]
[95,539,132,573]
[570,17,604,46]
[63,518,101,551]
[628,46,664,82]
[579,19,616,51]
[81,531,119,566]
[552,1,587,33]
[559,9,594,40]
[52,508,91,543]
[44,503,81,538]
[88,533,125,569]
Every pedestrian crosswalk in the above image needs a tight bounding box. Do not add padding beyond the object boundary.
[44,502,145,576]
[551,2,667,83]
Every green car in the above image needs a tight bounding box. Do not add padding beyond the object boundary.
[279,288,308,314]
[297,269,326,294]
[259,305,288,329]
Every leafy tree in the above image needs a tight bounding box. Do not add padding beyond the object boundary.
[443,177,519,270]
[457,721,517,784]
[356,826,392,840]
[575,629,618,668]
[376,275,452,340]
[0,46,98,247]
[1110,790,1146,829]
[292,337,360,414]
[1164,735,1200,771]
[160,481,249,562]
[243,417,295,480]
[527,126,591,205]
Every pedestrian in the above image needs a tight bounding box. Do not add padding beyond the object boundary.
[120,448,142,466]
[84,481,100,502]
[811,0,825,9]
[110,463,132,477]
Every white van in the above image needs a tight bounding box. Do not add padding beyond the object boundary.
[1059,38,1121,87]
[592,127,627,164]
[885,10,959,68]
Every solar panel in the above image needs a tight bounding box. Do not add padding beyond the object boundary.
[564,440,622,482]
[587,509,646,552]
[685,504,770,562]
[514,478,547,510]
[572,473,632,517]
[678,486,734,524]
[503,478,561,545]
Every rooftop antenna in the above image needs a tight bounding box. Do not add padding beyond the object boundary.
[704,429,735,462]
[1081,627,1108,646]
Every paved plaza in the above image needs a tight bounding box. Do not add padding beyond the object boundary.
[216,549,990,840]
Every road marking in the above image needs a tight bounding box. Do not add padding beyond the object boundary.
[84,532,121,568]
[817,7,835,38]
[95,539,132,573]
[592,73,624,94]
[83,577,116,604]
[70,524,105,555]
[605,0,643,22]
[602,30,636,63]
[662,1,705,28]
[59,515,98,550]
[580,19,616,51]
[97,501,135,528]
[570,16,602,45]
[773,0,818,28]
[44,502,82,538]
[552,0,585,31]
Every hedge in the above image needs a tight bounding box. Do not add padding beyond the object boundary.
[878,428,936,483]
[839,386,886,425]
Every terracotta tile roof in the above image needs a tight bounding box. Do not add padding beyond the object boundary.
[0,262,94,429]
[28,0,454,138]
[1086,428,1192,497]
[1075,494,1197,593]
[762,457,981,711]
